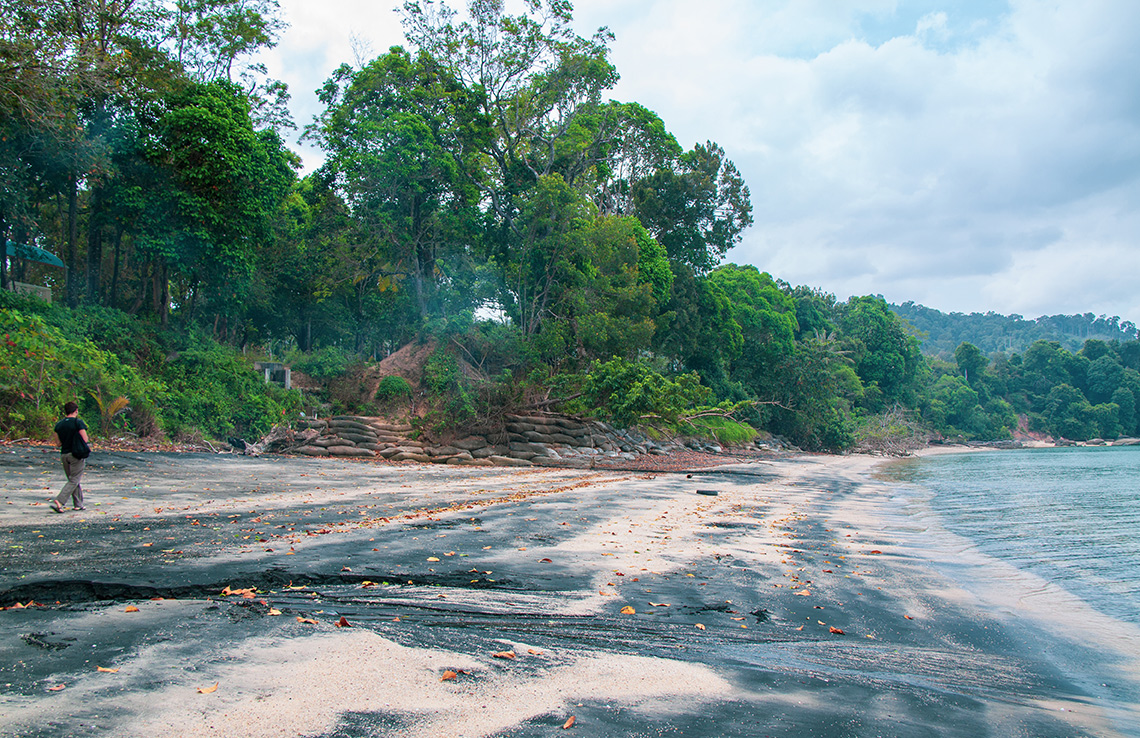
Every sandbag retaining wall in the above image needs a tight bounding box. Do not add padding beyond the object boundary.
[275,413,715,467]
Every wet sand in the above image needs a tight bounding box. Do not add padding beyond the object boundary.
[1,446,1137,737]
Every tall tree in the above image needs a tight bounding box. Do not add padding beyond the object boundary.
[632,141,752,274]
[311,47,486,320]
[139,80,294,325]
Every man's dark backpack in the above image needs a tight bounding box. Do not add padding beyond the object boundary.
[72,434,91,460]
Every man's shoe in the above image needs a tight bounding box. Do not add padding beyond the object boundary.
[73,506,86,511]
[50,501,64,513]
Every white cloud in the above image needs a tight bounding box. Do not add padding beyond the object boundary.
[265,0,1140,320]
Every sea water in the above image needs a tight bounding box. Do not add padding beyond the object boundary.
[892,446,1140,627]
[878,446,1140,735]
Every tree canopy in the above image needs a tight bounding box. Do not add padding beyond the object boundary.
[2,0,1132,452]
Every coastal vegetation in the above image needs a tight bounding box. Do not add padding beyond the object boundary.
[1,1,1135,449]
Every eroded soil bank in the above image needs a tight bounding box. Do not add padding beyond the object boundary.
[1,447,1136,737]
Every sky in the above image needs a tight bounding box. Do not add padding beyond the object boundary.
[256,0,1140,321]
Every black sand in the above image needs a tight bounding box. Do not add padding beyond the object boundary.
[1,446,1136,737]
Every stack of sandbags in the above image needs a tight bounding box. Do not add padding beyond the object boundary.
[280,412,710,467]
[292,416,412,458]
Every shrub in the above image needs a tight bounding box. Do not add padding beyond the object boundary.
[419,347,475,431]
[681,415,758,445]
[0,308,163,438]
[286,346,355,379]
[159,345,300,439]
[375,375,412,402]
[578,357,710,427]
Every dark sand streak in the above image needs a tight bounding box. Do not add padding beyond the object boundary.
[0,446,1134,737]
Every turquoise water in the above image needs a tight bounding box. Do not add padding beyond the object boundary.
[888,446,1140,626]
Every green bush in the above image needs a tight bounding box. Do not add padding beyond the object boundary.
[0,308,162,438]
[681,415,758,444]
[286,346,355,379]
[419,346,475,430]
[159,345,301,439]
[577,357,710,427]
[375,375,412,402]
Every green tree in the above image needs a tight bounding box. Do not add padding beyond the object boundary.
[652,264,742,382]
[1085,354,1124,405]
[708,264,796,399]
[311,47,487,321]
[839,295,922,408]
[1042,383,1094,440]
[954,341,987,385]
[572,215,669,360]
[141,80,295,325]
[1111,386,1136,436]
[632,141,752,273]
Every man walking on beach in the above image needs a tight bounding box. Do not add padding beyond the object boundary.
[52,401,89,512]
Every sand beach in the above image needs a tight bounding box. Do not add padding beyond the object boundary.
[1,445,1137,737]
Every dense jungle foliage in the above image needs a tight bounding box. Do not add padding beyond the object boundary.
[892,302,1139,358]
[2,1,1136,449]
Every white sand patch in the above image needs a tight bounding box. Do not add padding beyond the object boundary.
[124,629,736,738]
[504,457,878,615]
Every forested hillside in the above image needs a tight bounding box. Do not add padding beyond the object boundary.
[2,1,1136,451]
[892,302,1139,358]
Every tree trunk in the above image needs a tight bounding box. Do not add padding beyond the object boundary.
[160,261,170,327]
[66,173,80,307]
[86,184,104,304]
[109,227,123,308]
[0,207,8,292]
[151,261,162,316]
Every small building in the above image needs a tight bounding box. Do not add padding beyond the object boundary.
[254,361,291,389]
[4,241,65,303]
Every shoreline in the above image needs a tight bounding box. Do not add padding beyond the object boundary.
[1,445,1136,736]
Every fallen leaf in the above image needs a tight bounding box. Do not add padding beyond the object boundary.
[296,616,318,625]
[904,615,914,620]
[221,586,256,598]
[563,715,576,729]
[335,616,351,628]
[695,623,706,631]
[731,617,745,621]
[527,649,543,655]
[197,682,219,694]
[96,666,119,673]
[538,558,553,563]
[648,601,670,607]
[47,684,66,692]
[793,589,811,596]
[829,626,845,635]
[869,550,883,555]
[620,605,636,615]
[124,605,140,612]
[493,650,516,659]
[426,557,440,562]
[440,670,458,682]
[268,608,282,616]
